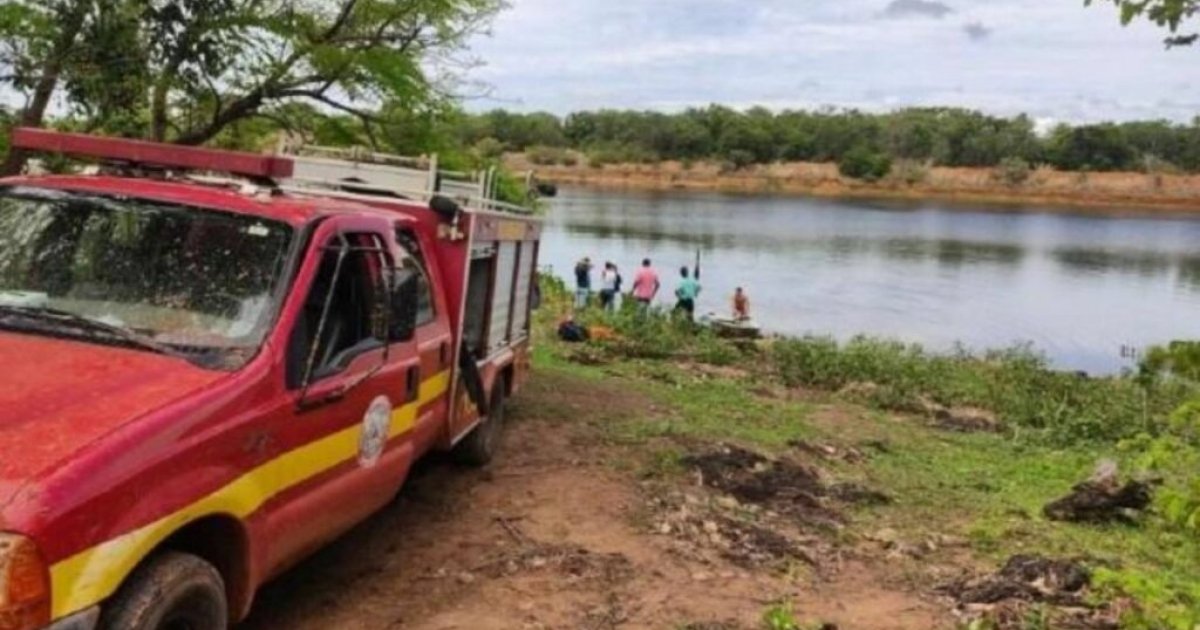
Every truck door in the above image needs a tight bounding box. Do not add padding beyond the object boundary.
[263,215,422,575]
[394,225,453,455]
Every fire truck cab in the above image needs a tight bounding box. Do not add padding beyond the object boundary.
[0,130,541,630]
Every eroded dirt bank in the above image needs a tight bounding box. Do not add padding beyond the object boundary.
[512,156,1200,214]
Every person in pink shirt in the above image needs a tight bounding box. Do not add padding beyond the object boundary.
[631,258,660,312]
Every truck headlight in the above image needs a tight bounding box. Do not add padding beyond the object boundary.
[0,534,49,630]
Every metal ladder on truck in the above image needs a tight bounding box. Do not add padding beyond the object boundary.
[279,144,535,215]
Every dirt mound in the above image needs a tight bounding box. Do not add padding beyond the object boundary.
[1044,461,1155,524]
[713,514,816,568]
[681,444,889,527]
[942,555,1121,629]
[948,555,1090,606]
[1044,480,1154,523]
[649,490,819,569]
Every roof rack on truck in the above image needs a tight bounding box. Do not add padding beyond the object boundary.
[9,127,536,216]
[278,144,535,216]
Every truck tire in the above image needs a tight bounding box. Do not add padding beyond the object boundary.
[453,382,506,466]
[100,551,227,630]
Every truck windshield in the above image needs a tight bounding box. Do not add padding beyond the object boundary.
[0,186,294,369]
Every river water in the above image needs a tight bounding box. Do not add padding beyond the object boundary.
[540,187,1200,374]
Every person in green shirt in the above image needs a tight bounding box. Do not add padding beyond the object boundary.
[674,266,700,321]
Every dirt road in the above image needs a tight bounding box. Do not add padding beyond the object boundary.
[240,370,950,630]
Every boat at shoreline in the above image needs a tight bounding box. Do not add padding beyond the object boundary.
[701,313,762,339]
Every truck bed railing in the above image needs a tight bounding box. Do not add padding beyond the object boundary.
[282,144,535,215]
[5,128,536,215]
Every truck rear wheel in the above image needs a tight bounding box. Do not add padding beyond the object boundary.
[101,551,227,630]
[453,382,507,466]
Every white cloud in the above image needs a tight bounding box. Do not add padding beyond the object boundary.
[465,0,1200,122]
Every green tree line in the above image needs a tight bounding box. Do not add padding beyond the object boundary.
[454,106,1200,174]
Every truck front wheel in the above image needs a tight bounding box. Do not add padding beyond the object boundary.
[453,382,507,466]
[101,551,227,630]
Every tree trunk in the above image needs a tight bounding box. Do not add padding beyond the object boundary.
[1,2,90,175]
[150,30,195,142]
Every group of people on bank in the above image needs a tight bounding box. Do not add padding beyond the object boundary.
[572,256,749,321]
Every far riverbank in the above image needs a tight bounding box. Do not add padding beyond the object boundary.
[509,154,1200,215]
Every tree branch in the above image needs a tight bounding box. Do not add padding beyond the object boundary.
[277,88,382,122]
[321,0,360,42]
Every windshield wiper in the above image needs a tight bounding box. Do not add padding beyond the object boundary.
[0,305,189,360]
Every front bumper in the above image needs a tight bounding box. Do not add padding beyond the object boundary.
[43,607,99,630]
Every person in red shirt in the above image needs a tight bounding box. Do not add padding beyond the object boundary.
[631,258,660,312]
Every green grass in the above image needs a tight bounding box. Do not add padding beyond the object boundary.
[771,335,1194,445]
[570,355,818,448]
[533,335,1200,629]
[535,275,1200,627]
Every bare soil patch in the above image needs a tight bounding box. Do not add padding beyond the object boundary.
[241,371,950,629]
[683,444,891,523]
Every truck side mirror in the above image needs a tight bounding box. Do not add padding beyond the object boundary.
[429,195,460,222]
[389,268,419,342]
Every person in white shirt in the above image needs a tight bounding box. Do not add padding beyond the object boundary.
[599,262,622,312]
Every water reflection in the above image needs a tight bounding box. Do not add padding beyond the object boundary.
[1053,248,1177,278]
[1179,257,1200,291]
[563,223,732,249]
[543,188,1200,374]
[880,239,1025,267]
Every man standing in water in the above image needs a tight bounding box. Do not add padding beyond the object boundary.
[574,257,593,309]
[674,266,701,321]
[631,258,660,312]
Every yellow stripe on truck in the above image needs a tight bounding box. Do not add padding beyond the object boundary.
[49,370,451,619]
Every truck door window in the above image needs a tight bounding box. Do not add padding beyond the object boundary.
[287,233,388,388]
[394,229,435,326]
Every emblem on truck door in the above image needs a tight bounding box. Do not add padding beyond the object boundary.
[358,396,393,467]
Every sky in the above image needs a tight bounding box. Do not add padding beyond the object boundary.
[464,0,1200,124]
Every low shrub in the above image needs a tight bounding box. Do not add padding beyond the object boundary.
[526,144,574,166]
[891,159,930,186]
[1139,153,1181,176]
[723,149,756,172]
[993,157,1032,186]
[585,143,660,167]
[473,137,505,160]
[838,147,892,181]
[770,336,1196,444]
[1138,340,1200,384]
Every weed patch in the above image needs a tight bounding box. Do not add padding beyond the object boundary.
[770,336,1196,444]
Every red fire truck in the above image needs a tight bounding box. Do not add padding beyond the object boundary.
[0,129,541,630]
